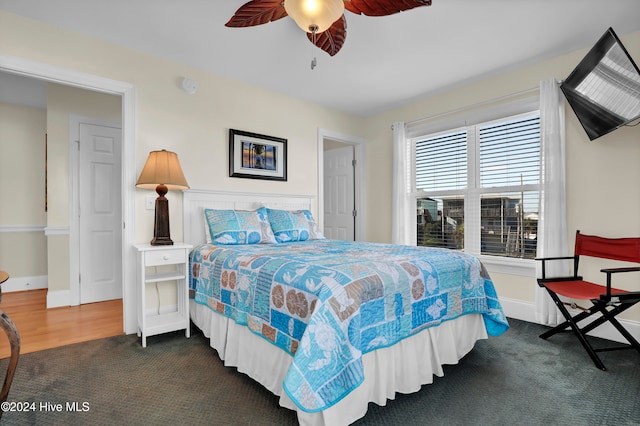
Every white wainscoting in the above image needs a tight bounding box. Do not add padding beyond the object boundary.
[44,226,70,236]
[0,225,46,233]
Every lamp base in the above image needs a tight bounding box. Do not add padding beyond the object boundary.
[151,188,173,246]
[150,236,173,246]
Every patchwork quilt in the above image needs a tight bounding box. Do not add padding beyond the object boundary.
[190,239,509,412]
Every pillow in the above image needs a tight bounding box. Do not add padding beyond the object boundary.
[267,209,325,243]
[204,207,276,245]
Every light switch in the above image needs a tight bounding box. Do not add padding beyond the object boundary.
[145,195,156,210]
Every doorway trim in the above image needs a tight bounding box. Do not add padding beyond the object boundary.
[0,55,137,334]
[317,128,367,241]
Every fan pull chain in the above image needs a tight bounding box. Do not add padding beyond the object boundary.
[310,25,318,70]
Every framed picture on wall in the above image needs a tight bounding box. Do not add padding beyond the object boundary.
[229,129,287,181]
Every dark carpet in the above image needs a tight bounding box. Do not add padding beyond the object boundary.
[1,319,639,425]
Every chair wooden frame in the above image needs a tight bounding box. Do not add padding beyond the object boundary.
[0,271,20,419]
[536,231,640,370]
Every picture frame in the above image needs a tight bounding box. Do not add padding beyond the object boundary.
[229,129,287,181]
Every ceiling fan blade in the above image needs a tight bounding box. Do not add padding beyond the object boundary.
[344,0,432,17]
[225,0,288,27]
[307,16,347,57]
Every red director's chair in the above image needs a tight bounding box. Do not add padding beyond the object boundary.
[536,231,640,370]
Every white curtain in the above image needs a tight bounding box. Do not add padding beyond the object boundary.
[391,122,412,245]
[535,78,568,325]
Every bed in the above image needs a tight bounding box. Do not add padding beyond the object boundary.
[183,189,509,426]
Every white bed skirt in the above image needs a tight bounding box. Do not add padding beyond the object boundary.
[190,299,488,426]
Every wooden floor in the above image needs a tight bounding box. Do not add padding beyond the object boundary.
[0,289,123,359]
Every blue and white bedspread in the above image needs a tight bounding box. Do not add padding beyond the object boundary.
[190,239,508,412]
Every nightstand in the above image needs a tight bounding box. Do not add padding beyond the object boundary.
[135,243,192,347]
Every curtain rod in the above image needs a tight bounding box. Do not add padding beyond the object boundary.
[405,85,542,127]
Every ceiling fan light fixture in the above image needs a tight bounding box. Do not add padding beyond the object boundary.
[284,0,344,33]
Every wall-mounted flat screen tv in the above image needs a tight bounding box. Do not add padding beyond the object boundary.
[560,27,640,141]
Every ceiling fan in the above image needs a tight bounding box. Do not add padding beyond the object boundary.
[225,0,432,58]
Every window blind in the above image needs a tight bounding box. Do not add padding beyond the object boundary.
[415,130,467,192]
[479,115,540,188]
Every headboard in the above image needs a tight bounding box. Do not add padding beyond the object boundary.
[182,189,316,246]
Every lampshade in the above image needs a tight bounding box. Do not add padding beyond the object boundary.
[136,150,189,246]
[284,0,344,33]
[136,150,189,190]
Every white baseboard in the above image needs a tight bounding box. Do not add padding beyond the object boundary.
[500,297,538,323]
[2,275,48,293]
[47,289,71,308]
[499,296,640,345]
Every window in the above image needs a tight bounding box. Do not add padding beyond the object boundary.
[414,112,540,260]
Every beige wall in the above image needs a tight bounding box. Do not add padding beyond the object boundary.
[362,31,640,321]
[2,12,366,243]
[0,12,365,296]
[0,86,121,288]
[44,83,121,292]
[0,103,46,224]
[45,83,122,226]
[0,103,47,277]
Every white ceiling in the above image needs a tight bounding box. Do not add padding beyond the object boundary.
[2,0,640,116]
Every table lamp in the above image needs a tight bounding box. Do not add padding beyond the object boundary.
[136,149,189,245]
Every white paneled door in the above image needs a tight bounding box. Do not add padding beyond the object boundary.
[79,123,122,304]
[323,145,355,241]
